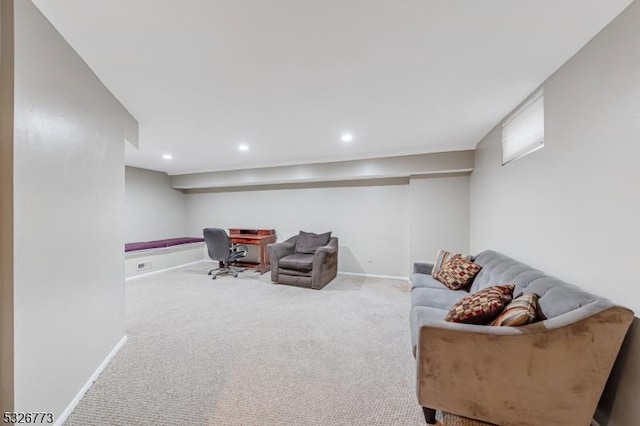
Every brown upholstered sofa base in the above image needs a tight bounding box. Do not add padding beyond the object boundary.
[411,250,634,426]
[417,307,633,425]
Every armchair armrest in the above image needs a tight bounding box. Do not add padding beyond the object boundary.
[311,237,339,289]
[415,305,633,425]
[268,236,297,281]
[268,240,295,260]
[413,261,434,275]
[312,245,337,267]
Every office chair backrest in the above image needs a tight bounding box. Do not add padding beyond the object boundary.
[203,228,232,262]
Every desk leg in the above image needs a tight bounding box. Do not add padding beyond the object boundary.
[259,241,270,274]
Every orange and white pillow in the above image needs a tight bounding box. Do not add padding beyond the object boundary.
[490,293,540,326]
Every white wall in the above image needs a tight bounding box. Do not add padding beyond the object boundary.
[187,182,410,277]
[469,3,640,424]
[12,0,132,416]
[470,0,640,313]
[409,175,470,263]
[172,151,474,189]
[125,166,188,242]
[186,175,470,278]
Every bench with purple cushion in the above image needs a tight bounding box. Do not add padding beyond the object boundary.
[125,237,205,253]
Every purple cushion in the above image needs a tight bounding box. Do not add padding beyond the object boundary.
[125,237,204,252]
[125,241,166,252]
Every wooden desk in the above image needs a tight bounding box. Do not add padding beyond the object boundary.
[229,228,276,274]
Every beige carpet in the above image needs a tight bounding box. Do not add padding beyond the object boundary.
[64,263,491,426]
[438,413,496,426]
[65,263,496,426]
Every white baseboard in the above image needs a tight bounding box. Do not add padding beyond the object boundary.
[54,335,127,426]
[125,260,206,281]
[127,263,408,282]
[338,271,409,281]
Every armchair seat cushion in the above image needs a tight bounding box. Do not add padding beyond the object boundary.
[278,268,312,277]
[278,253,314,272]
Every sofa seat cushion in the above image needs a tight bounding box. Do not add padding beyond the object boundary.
[278,253,314,272]
[411,273,469,292]
[412,287,469,311]
[410,306,448,355]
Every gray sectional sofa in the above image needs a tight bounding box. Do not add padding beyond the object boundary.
[410,250,633,426]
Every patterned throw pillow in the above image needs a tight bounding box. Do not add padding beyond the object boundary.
[434,256,482,290]
[432,249,457,277]
[445,284,515,324]
[490,293,540,326]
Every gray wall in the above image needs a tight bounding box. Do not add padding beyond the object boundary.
[125,166,188,242]
[0,0,15,414]
[186,175,470,277]
[12,0,134,417]
[469,1,640,424]
[409,174,470,263]
[470,0,640,312]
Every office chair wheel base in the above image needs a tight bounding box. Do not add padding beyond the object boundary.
[211,275,217,280]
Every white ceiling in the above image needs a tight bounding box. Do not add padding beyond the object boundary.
[32,0,632,175]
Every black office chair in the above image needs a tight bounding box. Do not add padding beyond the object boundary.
[203,228,248,279]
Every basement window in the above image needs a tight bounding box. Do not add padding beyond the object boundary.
[501,90,544,165]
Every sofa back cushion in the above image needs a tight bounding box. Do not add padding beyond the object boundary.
[527,278,600,319]
[470,251,544,295]
[472,250,603,319]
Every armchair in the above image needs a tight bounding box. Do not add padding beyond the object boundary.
[268,231,338,289]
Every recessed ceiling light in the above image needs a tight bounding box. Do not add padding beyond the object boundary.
[162,154,173,160]
[341,133,354,143]
[238,144,249,151]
